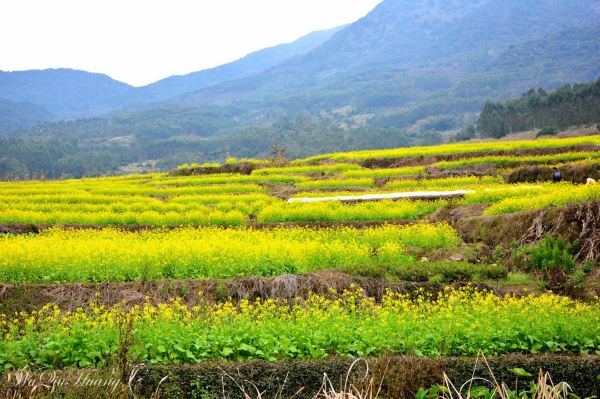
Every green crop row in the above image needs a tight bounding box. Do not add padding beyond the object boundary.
[150,173,306,185]
[0,183,267,197]
[0,193,275,216]
[252,163,361,175]
[1,288,598,369]
[294,178,375,189]
[0,192,273,206]
[0,208,247,228]
[341,166,426,179]
[385,176,503,190]
[432,151,600,169]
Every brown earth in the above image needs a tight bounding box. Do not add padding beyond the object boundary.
[373,169,497,186]
[429,203,487,225]
[0,271,499,314]
[506,162,600,184]
[169,161,259,176]
[0,223,164,235]
[0,223,40,234]
[0,219,423,235]
[359,144,600,169]
[436,199,598,239]
[434,201,600,254]
[267,183,373,200]
[434,200,600,296]
[7,354,597,399]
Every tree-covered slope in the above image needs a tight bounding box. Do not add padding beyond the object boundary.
[3,0,600,177]
[0,98,51,132]
[478,78,600,138]
[180,0,600,106]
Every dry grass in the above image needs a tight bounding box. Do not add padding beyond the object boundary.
[440,352,572,399]
[217,359,385,399]
[312,359,385,399]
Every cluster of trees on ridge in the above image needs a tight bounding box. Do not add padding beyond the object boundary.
[477,78,600,138]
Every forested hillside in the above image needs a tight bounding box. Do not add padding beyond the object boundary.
[0,98,50,131]
[478,78,600,138]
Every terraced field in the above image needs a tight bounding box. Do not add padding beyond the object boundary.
[1,135,600,398]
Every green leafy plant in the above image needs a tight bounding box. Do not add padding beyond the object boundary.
[1,288,599,370]
[519,236,578,273]
[418,353,582,399]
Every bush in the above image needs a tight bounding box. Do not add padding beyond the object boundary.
[536,127,558,137]
[454,125,477,142]
[519,236,577,273]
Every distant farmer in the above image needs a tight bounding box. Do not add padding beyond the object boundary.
[551,167,562,183]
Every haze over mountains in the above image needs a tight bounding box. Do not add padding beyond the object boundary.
[1,0,600,177]
[0,25,342,124]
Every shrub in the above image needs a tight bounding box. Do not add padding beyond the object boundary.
[536,127,558,138]
[519,236,578,273]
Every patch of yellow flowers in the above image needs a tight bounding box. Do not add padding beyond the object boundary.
[0,223,458,283]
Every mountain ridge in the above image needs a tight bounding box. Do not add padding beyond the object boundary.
[0,26,343,126]
[127,26,344,106]
[0,68,133,120]
[179,0,600,108]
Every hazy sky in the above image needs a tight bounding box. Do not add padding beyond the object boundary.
[0,0,382,87]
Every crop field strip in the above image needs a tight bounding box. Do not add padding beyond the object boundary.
[0,223,462,283]
[295,135,600,162]
[0,137,597,281]
[430,150,600,169]
[1,287,598,369]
